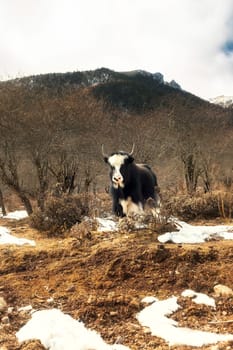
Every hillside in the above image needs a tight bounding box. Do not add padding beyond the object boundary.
[1,215,233,349]
[0,68,233,213]
[3,67,219,112]
[2,67,232,119]
[2,67,232,124]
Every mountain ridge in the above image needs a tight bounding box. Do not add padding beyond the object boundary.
[2,67,214,114]
[3,67,182,91]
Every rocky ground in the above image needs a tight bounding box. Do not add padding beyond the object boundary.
[0,216,233,350]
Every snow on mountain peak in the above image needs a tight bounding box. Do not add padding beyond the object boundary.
[209,95,233,108]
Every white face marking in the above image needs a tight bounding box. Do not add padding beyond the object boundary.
[120,197,143,216]
[108,154,128,188]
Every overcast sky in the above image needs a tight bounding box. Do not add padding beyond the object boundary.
[1,0,233,100]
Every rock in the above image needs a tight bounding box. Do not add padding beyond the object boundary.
[214,284,233,297]
[0,297,7,311]
[66,285,75,292]
[110,311,118,316]
[1,315,9,324]
[168,79,182,90]
[46,297,54,304]
[152,72,164,83]
[18,305,33,313]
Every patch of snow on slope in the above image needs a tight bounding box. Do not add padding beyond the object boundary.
[16,308,130,350]
[137,295,233,347]
[209,95,233,107]
[0,226,35,246]
[158,219,233,244]
[3,210,28,220]
[181,289,216,308]
[96,217,118,232]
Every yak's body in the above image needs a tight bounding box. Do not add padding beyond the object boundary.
[104,151,159,217]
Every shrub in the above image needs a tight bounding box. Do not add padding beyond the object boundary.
[30,194,89,236]
[163,191,233,221]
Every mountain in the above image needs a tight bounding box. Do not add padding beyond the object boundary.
[209,95,233,108]
[1,67,231,117]
[7,67,181,91]
[3,67,207,114]
[1,67,231,137]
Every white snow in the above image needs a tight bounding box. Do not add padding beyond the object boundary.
[93,215,233,246]
[0,226,35,246]
[137,294,233,347]
[0,210,34,246]
[158,219,233,244]
[16,308,130,350]
[16,292,233,349]
[209,95,233,107]
[3,210,28,220]
[96,216,233,245]
[181,289,216,308]
[96,217,118,232]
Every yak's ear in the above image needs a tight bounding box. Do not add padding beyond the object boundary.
[128,155,134,163]
[104,156,108,163]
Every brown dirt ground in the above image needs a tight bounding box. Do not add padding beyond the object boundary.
[0,217,233,350]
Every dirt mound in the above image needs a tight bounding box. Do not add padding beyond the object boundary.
[0,218,233,349]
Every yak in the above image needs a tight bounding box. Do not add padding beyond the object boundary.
[102,145,160,217]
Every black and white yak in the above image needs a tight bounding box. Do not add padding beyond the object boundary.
[102,145,160,217]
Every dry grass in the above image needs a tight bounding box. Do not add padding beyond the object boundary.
[162,190,233,221]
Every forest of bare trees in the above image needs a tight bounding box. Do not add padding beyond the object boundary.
[0,76,232,216]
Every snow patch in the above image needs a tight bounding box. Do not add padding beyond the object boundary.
[209,95,233,107]
[137,295,233,347]
[96,217,118,232]
[16,308,130,350]
[3,210,28,220]
[159,219,233,244]
[96,216,233,245]
[181,289,216,308]
[0,226,35,246]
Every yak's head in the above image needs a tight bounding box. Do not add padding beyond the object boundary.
[102,145,135,188]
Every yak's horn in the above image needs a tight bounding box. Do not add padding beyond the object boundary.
[101,144,108,158]
[129,143,135,156]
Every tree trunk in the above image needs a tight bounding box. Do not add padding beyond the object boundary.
[19,192,33,215]
[37,192,45,211]
[183,154,199,195]
[0,188,6,216]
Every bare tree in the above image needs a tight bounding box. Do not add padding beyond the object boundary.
[49,151,79,195]
[0,188,6,216]
[0,143,33,215]
[180,147,202,194]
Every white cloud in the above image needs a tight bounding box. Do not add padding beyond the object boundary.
[0,0,233,99]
